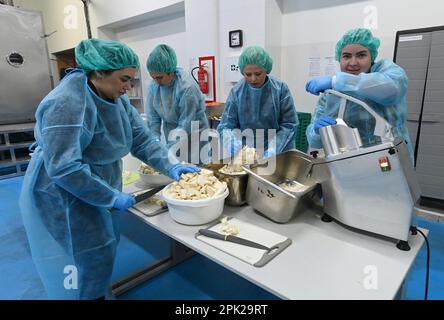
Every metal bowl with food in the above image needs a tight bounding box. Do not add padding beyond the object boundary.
[242,150,319,223]
[200,147,258,206]
[202,163,248,206]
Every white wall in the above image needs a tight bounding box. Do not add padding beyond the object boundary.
[13,0,87,54]
[265,0,283,79]
[114,15,187,106]
[185,0,220,101]
[91,0,183,27]
[185,0,219,59]
[15,0,185,55]
[281,0,444,113]
[218,0,267,101]
[186,0,281,102]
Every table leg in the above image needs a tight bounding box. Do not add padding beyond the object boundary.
[111,239,196,297]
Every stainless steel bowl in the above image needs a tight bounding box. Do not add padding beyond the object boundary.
[242,150,318,223]
[200,163,248,206]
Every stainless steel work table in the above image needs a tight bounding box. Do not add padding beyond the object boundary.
[115,181,426,300]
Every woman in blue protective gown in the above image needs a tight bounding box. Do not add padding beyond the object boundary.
[217,46,299,158]
[145,44,209,164]
[19,39,198,300]
[305,28,414,161]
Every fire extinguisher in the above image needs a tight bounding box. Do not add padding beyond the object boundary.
[192,65,209,94]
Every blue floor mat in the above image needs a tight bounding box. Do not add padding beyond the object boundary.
[0,176,46,299]
[404,216,444,300]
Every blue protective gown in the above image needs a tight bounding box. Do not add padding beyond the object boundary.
[19,69,177,299]
[145,68,209,164]
[217,76,299,155]
[306,59,414,158]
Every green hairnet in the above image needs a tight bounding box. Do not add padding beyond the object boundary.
[146,44,177,73]
[335,28,380,63]
[75,38,139,73]
[238,46,273,74]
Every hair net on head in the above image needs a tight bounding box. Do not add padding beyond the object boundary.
[146,44,178,73]
[335,28,380,63]
[75,38,139,73]
[238,46,273,74]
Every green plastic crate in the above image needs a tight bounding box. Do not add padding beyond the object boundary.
[295,112,311,152]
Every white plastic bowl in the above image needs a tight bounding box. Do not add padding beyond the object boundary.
[162,184,229,225]
[139,173,173,188]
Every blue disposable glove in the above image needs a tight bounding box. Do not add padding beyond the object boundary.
[305,76,333,95]
[314,115,337,133]
[229,138,243,157]
[168,164,201,181]
[113,192,136,211]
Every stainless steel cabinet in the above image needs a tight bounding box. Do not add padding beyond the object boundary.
[0,123,35,179]
[0,5,52,124]
[395,27,444,202]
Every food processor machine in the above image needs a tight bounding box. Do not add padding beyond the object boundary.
[311,90,421,250]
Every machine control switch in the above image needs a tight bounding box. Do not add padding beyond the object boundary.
[379,157,391,172]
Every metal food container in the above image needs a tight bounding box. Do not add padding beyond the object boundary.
[205,103,224,118]
[205,103,224,130]
[242,150,318,223]
[319,123,362,157]
[200,163,248,206]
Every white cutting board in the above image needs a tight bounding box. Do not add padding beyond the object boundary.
[129,202,166,216]
[196,218,291,267]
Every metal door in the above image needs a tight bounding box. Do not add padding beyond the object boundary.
[0,5,52,124]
